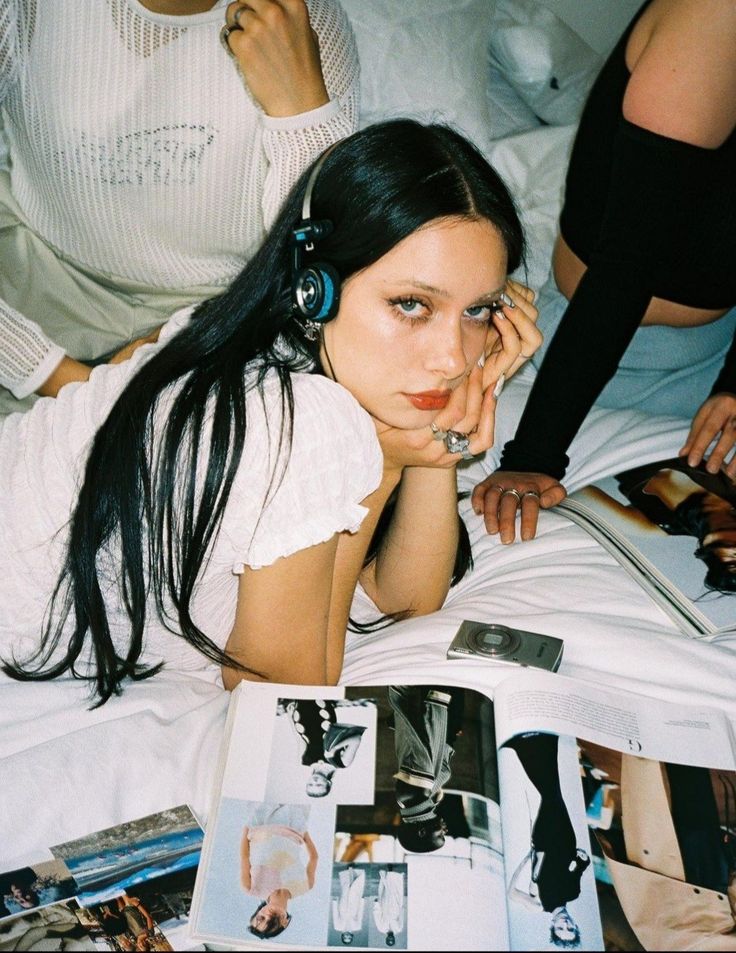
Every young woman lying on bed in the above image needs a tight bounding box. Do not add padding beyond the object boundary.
[0,119,540,705]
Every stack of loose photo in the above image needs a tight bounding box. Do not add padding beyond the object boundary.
[0,805,204,951]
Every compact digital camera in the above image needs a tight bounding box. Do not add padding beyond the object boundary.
[446,620,564,672]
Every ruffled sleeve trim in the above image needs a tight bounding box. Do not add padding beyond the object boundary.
[223,372,382,575]
[233,500,370,573]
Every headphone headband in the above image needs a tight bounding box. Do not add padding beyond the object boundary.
[301,141,339,226]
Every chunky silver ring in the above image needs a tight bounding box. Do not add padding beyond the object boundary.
[500,487,522,505]
[430,421,448,442]
[232,4,248,27]
[444,430,471,455]
[521,490,541,502]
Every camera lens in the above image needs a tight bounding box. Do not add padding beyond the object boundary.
[470,625,521,657]
[480,630,509,648]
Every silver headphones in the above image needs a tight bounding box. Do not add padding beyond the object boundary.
[291,146,340,328]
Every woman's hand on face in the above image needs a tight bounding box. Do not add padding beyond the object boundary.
[373,364,496,473]
[371,281,540,474]
[481,279,541,394]
[471,470,567,543]
[224,1,329,117]
[680,393,736,479]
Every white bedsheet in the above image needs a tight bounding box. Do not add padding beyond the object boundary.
[4,124,736,874]
[3,372,735,870]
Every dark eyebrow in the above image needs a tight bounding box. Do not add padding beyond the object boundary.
[396,280,506,301]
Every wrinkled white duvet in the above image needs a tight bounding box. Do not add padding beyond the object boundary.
[4,126,736,870]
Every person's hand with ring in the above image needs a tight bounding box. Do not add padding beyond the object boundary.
[471,470,567,543]
[479,279,541,396]
[373,360,494,472]
[373,278,534,473]
[222,1,329,117]
[376,279,542,468]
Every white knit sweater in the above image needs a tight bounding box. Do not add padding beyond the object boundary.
[0,0,359,398]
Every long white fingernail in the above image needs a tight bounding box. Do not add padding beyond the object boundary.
[477,353,486,368]
[500,292,515,309]
[493,373,505,398]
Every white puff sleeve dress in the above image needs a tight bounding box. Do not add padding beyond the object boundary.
[0,308,382,675]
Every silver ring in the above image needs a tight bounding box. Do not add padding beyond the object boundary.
[232,4,247,27]
[444,430,470,455]
[430,421,448,441]
[460,449,475,461]
[499,487,522,505]
[521,490,540,502]
[220,24,237,55]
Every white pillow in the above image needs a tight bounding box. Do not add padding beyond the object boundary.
[490,0,602,126]
[488,124,576,291]
[487,65,542,141]
[338,0,500,157]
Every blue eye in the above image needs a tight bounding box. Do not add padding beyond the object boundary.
[389,296,431,324]
[464,304,493,323]
[397,298,424,315]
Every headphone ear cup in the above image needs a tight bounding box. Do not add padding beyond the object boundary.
[293,262,340,324]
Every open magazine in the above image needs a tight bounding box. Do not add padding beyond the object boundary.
[556,455,736,637]
[189,671,736,951]
[0,804,204,951]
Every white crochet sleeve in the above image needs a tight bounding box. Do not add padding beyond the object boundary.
[260,0,359,229]
[0,300,66,399]
[0,0,18,107]
[0,6,62,400]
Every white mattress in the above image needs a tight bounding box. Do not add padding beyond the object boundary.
[4,125,736,872]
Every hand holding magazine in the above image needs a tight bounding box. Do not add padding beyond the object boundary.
[188,669,736,951]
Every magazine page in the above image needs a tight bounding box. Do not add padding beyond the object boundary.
[494,669,736,951]
[557,456,736,635]
[557,500,709,638]
[0,804,205,951]
[190,680,510,951]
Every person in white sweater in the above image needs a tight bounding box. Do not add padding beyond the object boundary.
[0,119,540,705]
[0,0,359,414]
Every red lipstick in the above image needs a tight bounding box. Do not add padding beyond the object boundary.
[405,390,451,411]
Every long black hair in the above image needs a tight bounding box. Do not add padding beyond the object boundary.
[4,119,524,704]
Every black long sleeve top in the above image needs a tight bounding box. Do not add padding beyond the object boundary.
[500,1,736,479]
